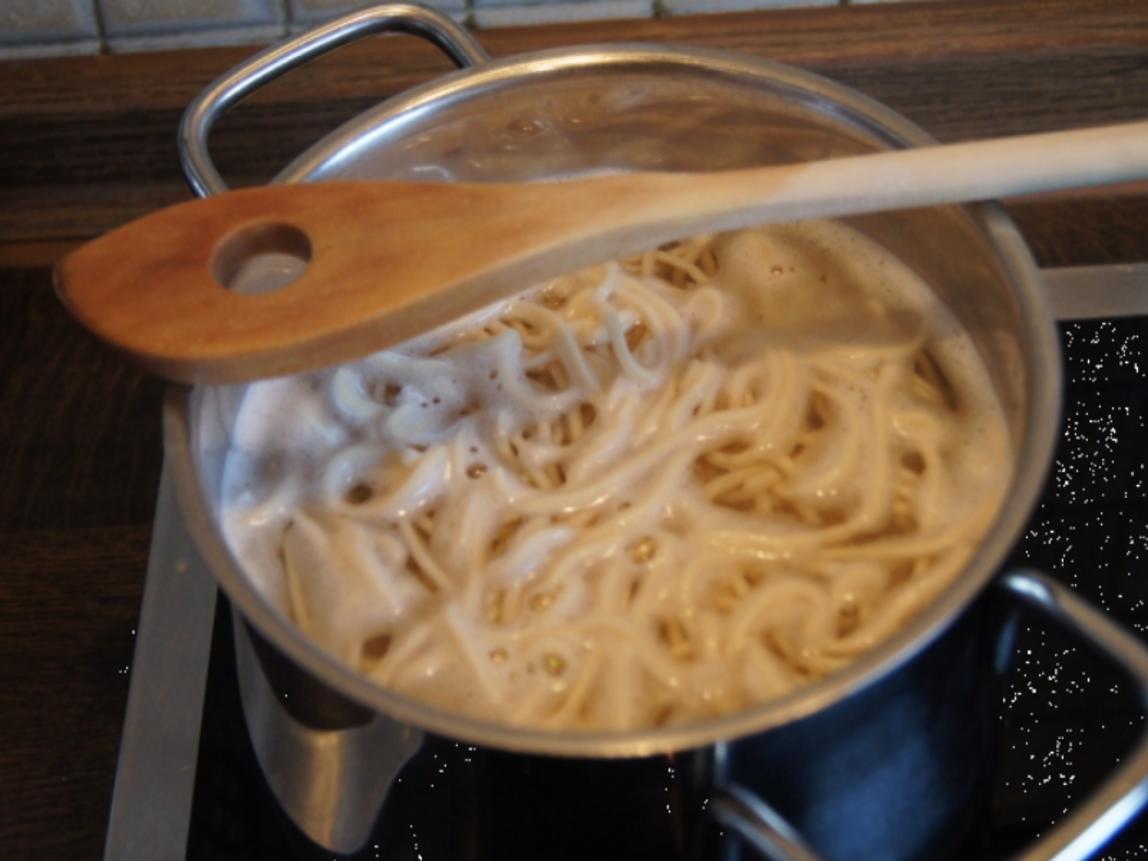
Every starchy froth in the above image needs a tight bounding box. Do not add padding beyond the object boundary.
[221,221,1011,731]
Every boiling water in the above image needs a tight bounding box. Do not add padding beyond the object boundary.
[220,221,1011,731]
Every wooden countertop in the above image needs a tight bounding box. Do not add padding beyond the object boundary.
[1,1,1146,856]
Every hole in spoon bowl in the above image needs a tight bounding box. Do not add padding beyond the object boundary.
[213,221,312,295]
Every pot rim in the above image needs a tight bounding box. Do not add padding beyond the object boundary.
[166,41,1063,758]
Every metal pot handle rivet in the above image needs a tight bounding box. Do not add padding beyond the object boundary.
[712,569,1148,861]
[177,3,490,198]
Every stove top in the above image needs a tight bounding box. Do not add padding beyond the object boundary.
[104,308,1148,861]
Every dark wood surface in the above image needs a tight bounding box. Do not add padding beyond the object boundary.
[1,1,1146,857]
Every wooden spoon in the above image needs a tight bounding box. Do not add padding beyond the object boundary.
[56,120,1148,384]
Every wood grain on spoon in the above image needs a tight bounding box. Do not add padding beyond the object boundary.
[55,119,1148,384]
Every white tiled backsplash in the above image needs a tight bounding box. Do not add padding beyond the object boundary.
[1,0,926,58]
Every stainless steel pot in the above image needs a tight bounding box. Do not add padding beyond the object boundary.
[166,5,1148,859]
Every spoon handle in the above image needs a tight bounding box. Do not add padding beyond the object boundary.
[654,119,1148,235]
[54,120,1148,385]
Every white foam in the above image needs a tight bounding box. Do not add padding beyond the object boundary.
[217,220,1012,729]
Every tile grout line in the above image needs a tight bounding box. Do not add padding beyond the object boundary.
[91,0,109,52]
[5,0,868,59]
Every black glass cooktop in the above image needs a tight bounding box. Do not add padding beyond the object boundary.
[171,316,1148,861]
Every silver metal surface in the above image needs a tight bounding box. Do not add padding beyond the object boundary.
[1043,263,1148,321]
[712,784,824,861]
[170,34,1063,760]
[715,570,1148,861]
[174,8,487,852]
[233,613,423,853]
[167,8,1148,861]
[154,7,1148,859]
[1002,571,1148,861]
[103,464,218,861]
[178,2,489,197]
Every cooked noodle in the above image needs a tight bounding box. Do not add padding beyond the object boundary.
[222,222,1010,731]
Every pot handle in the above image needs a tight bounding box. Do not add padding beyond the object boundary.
[711,783,824,861]
[995,570,1148,860]
[178,3,489,198]
[712,569,1148,861]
